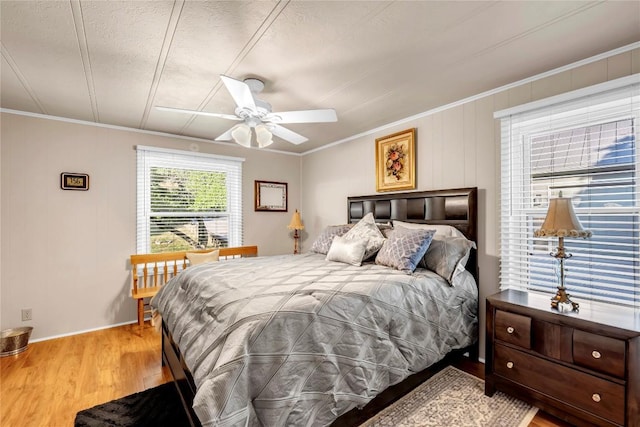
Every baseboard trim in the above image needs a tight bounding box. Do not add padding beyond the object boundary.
[29,319,140,343]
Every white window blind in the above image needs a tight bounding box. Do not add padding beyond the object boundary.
[136,146,244,254]
[498,75,640,309]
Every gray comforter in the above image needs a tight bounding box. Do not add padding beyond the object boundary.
[152,253,477,427]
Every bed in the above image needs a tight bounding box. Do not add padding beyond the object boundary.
[153,187,479,427]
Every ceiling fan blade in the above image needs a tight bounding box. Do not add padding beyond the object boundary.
[270,124,308,145]
[266,108,337,124]
[156,106,240,121]
[220,75,257,112]
[214,125,237,141]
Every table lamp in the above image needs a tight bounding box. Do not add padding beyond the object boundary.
[534,192,592,311]
[288,210,304,254]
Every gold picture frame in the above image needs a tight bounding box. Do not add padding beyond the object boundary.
[375,128,416,192]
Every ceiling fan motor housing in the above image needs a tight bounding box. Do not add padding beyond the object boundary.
[243,77,265,94]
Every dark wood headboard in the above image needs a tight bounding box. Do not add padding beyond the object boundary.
[347,187,478,280]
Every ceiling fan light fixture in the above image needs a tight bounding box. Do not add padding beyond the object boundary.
[160,75,337,148]
[231,123,252,147]
[255,124,273,148]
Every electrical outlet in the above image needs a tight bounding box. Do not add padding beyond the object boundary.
[21,308,32,321]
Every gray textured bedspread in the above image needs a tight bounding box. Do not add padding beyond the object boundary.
[152,253,477,427]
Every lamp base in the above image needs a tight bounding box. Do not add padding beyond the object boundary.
[551,286,579,311]
[293,230,300,255]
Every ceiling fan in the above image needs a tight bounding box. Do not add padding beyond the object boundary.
[157,75,338,148]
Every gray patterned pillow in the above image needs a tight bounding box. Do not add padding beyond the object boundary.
[375,227,436,273]
[381,227,395,239]
[421,236,476,284]
[342,213,386,259]
[310,224,353,254]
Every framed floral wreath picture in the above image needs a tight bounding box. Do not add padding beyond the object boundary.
[375,128,416,192]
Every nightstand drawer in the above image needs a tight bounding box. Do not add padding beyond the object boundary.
[573,329,626,379]
[495,343,625,426]
[495,310,531,349]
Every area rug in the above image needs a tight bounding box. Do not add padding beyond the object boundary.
[360,366,538,427]
[74,382,190,427]
[75,367,537,427]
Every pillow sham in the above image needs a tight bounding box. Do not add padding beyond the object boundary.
[421,236,476,284]
[342,213,386,259]
[310,224,353,255]
[375,227,436,273]
[393,220,465,238]
[325,235,369,266]
[186,249,220,266]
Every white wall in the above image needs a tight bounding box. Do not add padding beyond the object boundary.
[301,47,640,357]
[0,114,301,339]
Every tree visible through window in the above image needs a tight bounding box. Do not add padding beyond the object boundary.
[137,146,243,254]
[150,167,228,252]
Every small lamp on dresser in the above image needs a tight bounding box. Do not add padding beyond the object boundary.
[288,210,304,254]
[534,192,592,311]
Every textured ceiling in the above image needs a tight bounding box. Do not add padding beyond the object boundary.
[2,1,639,153]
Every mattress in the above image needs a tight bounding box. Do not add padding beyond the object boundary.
[152,252,478,427]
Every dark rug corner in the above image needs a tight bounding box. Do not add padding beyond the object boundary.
[74,382,191,427]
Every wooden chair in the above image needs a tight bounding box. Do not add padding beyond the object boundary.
[130,245,258,326]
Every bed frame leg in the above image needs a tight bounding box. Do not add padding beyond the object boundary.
[468,341,480,361]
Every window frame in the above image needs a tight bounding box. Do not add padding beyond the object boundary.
[497,74,640,309]
[136,145,244,254]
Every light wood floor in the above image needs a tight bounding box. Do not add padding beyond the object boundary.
[1,324,570,427]
[0,323,172,427]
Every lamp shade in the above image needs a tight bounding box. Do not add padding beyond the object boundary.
[534,196,592,238]
[288,210,304,230]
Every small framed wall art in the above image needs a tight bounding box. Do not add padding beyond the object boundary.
[255,180,288,211]
[60,172,90,191]
[375,128,416,192]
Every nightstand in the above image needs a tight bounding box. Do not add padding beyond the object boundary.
[485,290,640,427]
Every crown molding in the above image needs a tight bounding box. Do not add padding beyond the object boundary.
[302,41,640,156]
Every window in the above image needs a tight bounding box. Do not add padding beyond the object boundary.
[498,75,640,309]
[136,146,244,254]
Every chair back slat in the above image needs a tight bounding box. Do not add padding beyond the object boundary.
[130,245,258,292]
[129,246,258,326]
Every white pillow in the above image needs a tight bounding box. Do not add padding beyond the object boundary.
[342,213,386,259]
[393,220,466,239]
[186,250,220,266]
[326,235,368,266]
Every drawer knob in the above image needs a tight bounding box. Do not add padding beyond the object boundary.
[506,361,514,369]
[506,326,515,334]
[592,350,601,359]
[592,393,601,403]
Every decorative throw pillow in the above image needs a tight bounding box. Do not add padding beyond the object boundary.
[375,227,436,273]
[421,236,476,284]
[381,227,395,239]
[325,235,369,266]
[376,222,393,231]
[393,220,465,238]
[310,224,353,255]
[342,213,386,259]
[186,250,220,266]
